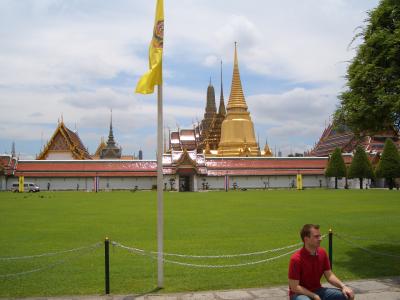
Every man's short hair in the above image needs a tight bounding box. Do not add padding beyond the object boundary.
[300,224,320,242]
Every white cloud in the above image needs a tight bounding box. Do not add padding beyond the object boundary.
[0,0,381,158]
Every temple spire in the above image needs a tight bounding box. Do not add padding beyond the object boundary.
[217,42,259,157]
[107,109,116,147]
[227,42,248,111]
[219,60,226,116]
[99,109,122,159]
[11,141,16,157]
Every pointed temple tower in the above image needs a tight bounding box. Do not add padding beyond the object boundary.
[100,110,122,159]
[199,79,217,149]
[204,61,227,151]
[217,43,260,156]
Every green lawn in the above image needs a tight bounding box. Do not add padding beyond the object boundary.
[0,189,399,297]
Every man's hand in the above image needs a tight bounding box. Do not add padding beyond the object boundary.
[312,294,321,300]
[341,285,354,300]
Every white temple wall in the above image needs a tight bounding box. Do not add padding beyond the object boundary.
[326,177,374,189]
[99,177,156,190]
[4,174,382,191]
[0,175,5,191]
[5,176,157,191]
[197,175,328,190]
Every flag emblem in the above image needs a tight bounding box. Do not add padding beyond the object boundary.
[153,20,164,49]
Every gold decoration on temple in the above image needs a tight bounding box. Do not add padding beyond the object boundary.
[217,43,260,156]
[263,140,273,157]
[93,137,107,159]
[204,141,211,154]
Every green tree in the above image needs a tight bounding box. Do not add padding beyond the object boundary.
[335,0,400,133]
[375,138,400,189]
[348,146,374,189]
[325,147,347,189]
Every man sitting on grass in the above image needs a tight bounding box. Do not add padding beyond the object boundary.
[288,224,354,300]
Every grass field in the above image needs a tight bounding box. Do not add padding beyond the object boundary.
[0,189,399,297]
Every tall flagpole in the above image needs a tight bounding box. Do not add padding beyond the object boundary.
[157,83,164,288]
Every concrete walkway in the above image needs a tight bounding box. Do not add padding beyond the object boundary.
[14,277,400,300]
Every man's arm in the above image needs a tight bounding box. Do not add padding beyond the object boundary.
[323,270,354,299]
[288,279,321,300]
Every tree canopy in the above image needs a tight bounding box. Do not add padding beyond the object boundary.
[348,146,374,189]
[325,147,347,189]
[375,138,400,189]
[335,0,400,133]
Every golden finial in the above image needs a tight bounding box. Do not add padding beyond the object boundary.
[227,42,247,111]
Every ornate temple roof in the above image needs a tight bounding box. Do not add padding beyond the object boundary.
[37,121,92,160]
[0,154,18,176]
[169,129,199,152]
[309,123,400,156]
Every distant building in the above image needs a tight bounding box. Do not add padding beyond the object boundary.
[139,150,143,160]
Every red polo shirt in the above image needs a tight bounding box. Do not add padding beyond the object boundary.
[288,247,331,297]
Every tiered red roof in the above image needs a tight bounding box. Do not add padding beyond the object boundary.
[15,160,157,177]
[9,156,329,178]
[206,157,328,176]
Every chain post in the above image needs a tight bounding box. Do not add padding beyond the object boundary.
[328,229,333,270]
[105,237,110,294]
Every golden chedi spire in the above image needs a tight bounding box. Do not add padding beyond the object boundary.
[227,42,248,111]
[217,42,260,156]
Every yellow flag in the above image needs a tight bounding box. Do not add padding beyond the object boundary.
[19,176,24,193]
[135,0,164,94]
[296,174,303,190]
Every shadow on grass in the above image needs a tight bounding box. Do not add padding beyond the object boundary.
[333,243,400,278]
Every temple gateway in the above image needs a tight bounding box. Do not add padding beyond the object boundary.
[1,45,399,191]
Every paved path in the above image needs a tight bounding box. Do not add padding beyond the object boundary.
[13,277,400,300]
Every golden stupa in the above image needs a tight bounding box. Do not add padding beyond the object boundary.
[217,43,260,156]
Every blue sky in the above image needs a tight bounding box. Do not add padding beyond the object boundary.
[0,0,380,159]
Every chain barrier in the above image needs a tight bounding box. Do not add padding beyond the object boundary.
[112,240,303,259]
[335,233,400,259]
[0,242,102,261]
[112,241,300,268]
[161,248,299,268]
[0,242,102,279]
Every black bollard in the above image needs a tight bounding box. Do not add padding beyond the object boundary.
[105,237,110,294]
[328,229,333,270]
